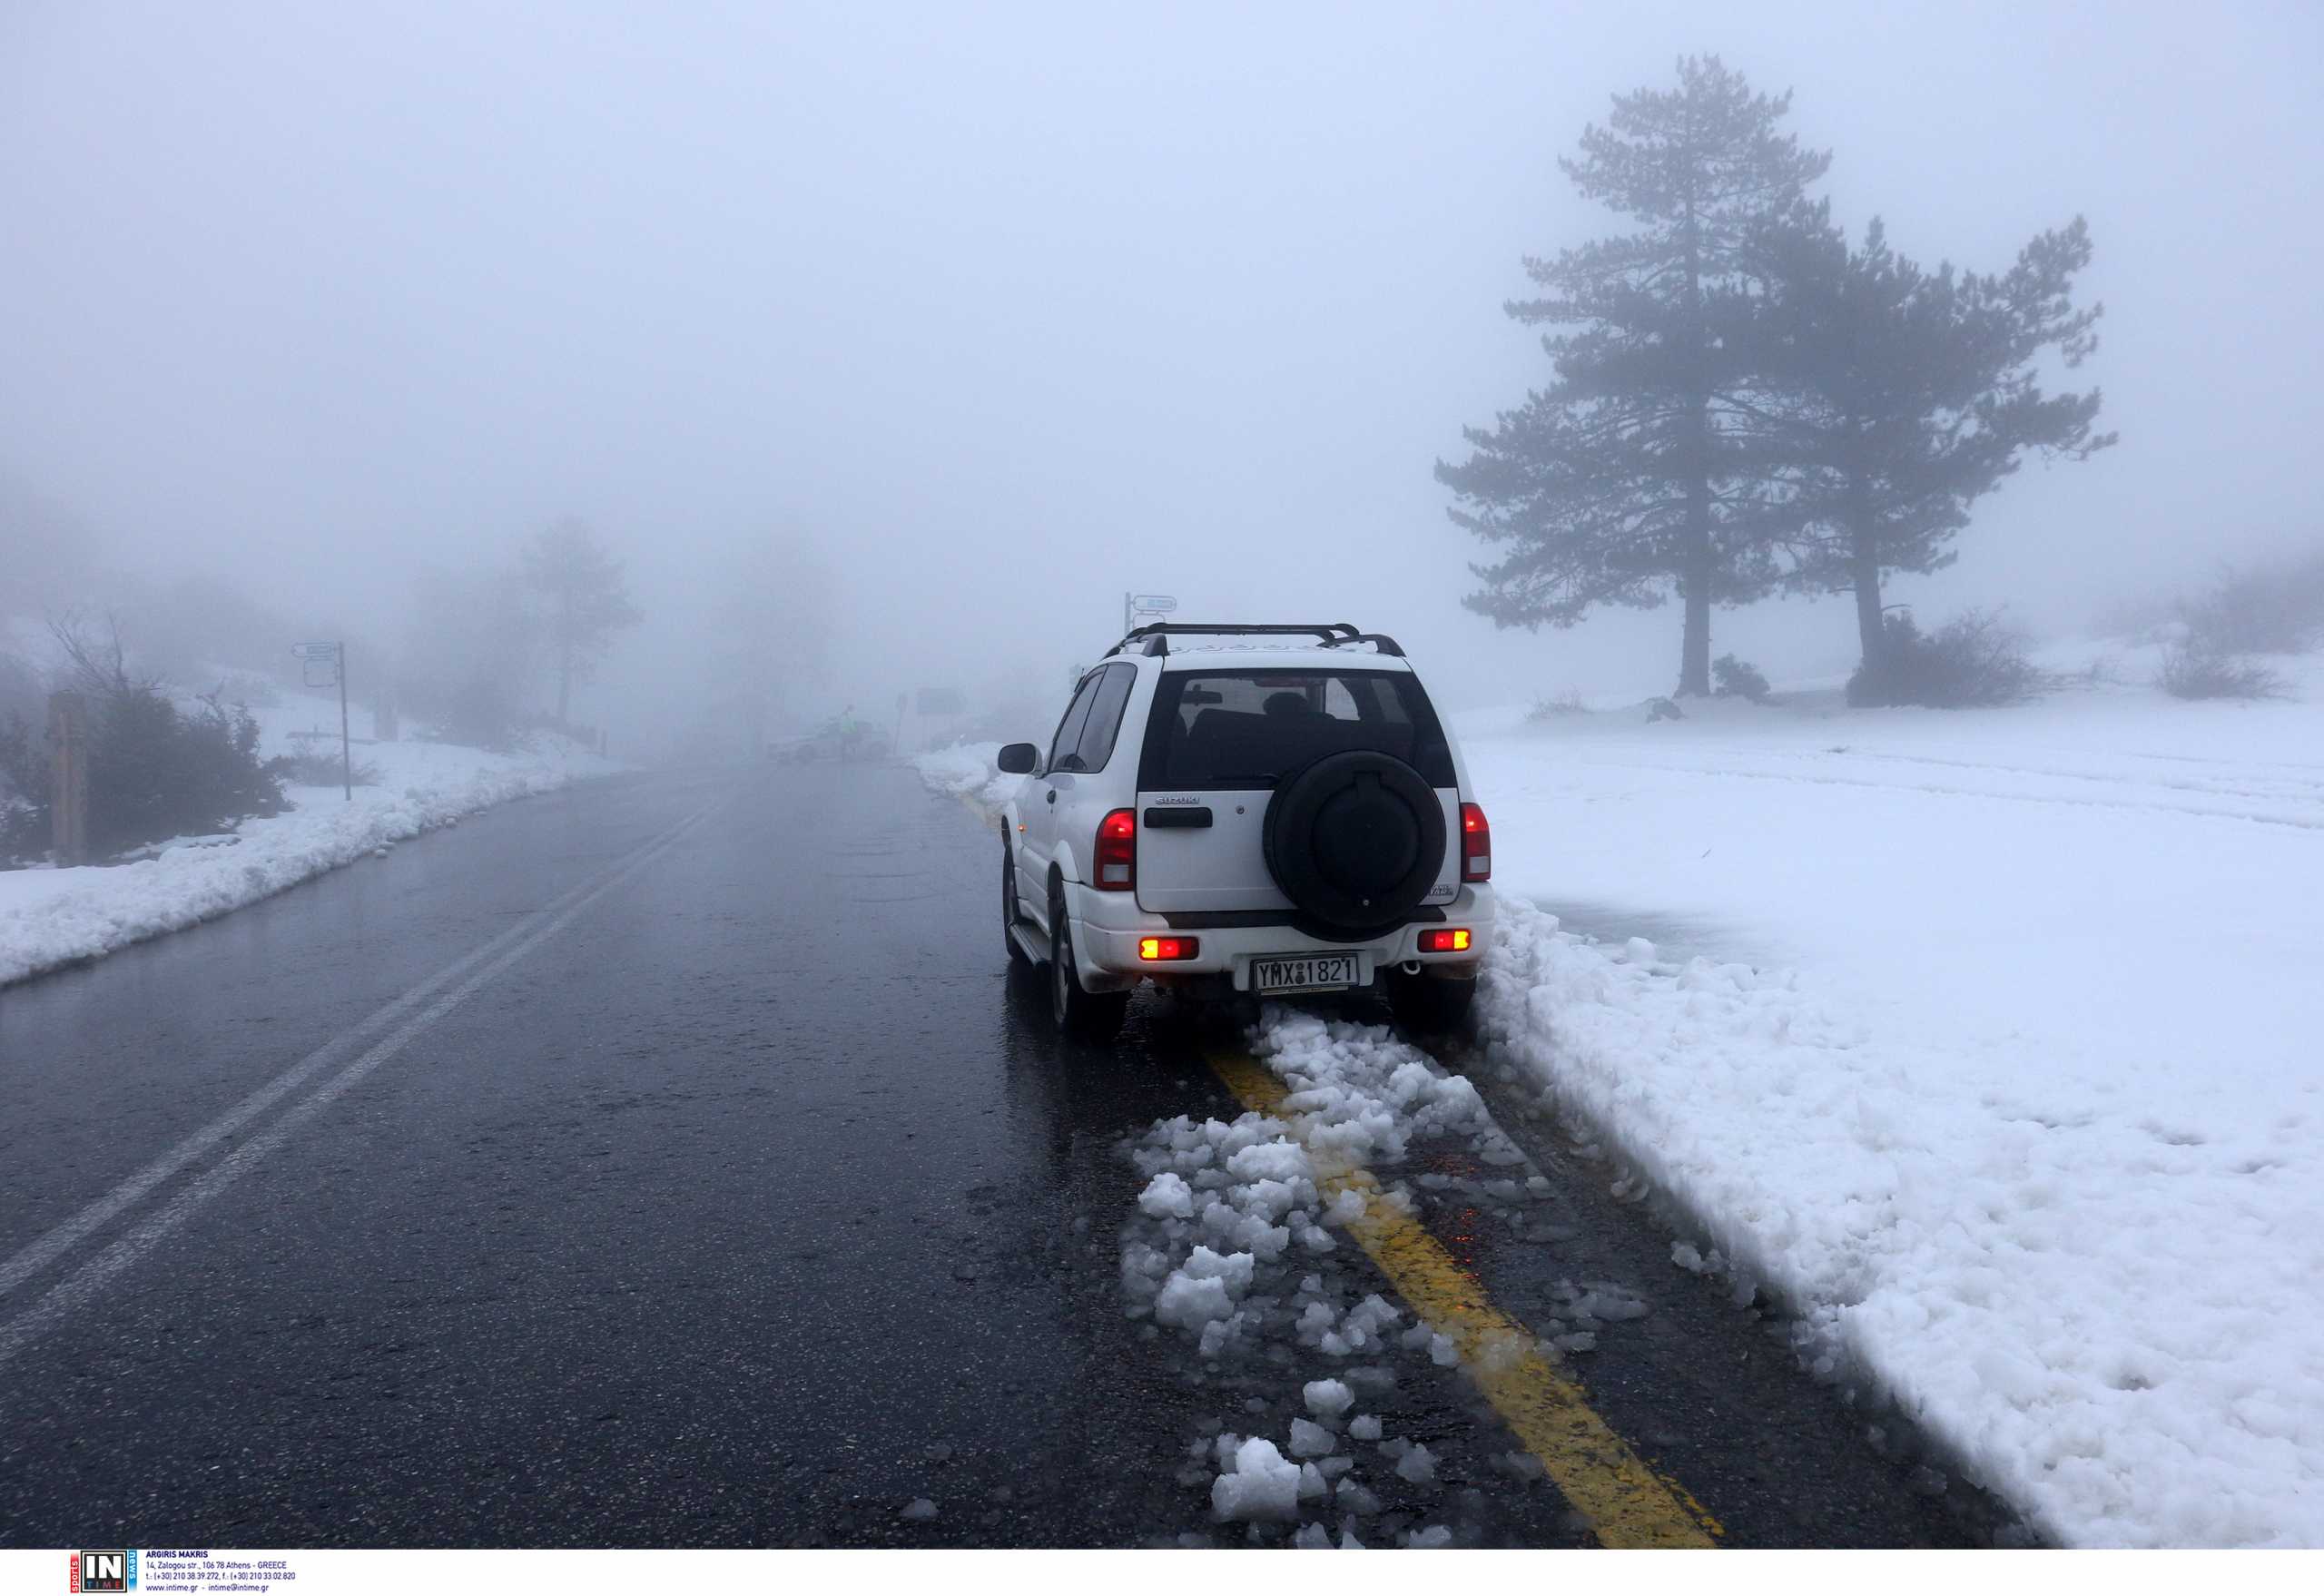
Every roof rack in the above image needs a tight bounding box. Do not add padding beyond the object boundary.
[1103,622,1405,659]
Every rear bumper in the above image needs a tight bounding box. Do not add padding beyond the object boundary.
[1068,883,1494,991]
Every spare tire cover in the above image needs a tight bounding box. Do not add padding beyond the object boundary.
[1263,750,1447,936]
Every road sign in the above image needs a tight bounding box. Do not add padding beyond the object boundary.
[1132,595,1178,614]
[293,642,341,686]
[290,642,353,799]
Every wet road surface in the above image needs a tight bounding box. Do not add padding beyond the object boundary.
[0,764,2002,1546]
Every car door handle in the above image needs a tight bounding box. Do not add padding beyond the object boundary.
[1045,789,1057,804]
[1143,806,1212,828]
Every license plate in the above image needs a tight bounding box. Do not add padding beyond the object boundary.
[1250,952,1361,994]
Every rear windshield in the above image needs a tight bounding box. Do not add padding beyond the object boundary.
[1137,669,1456,791]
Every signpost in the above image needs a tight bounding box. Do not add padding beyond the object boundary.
[1123,592,1179,632]
[292,642,351,800]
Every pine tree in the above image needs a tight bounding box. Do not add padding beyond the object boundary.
[1748,205,2114,693]
[520,517,643,727]
[1437,55,1828,695]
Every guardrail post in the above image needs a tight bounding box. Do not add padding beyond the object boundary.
[48,690,88,865]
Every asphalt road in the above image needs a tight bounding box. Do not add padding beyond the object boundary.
[0,763,2006,1548]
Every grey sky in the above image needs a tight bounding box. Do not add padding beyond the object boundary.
[5,1,2319,732]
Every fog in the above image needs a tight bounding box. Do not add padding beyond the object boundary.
[5,1,2320,753]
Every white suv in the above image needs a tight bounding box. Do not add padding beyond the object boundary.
[997,623,1494,1039]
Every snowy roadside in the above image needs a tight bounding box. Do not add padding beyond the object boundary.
[1462,658,2324,1548]
[0,708,619,987]
[913,741,1016,819]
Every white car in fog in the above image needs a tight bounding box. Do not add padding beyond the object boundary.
[996,623,1494,1039]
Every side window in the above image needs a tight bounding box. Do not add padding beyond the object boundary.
[1047,675,1102,773]
[1068,664,1137,773]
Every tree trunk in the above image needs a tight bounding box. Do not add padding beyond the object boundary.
[1678,527,1713,696]
[1675,187,1713,700]
[1852,536,1885,665]
[1675,374,1715,696]
[1847,463,1885,667]
[556,636,573,726]
[1846,467,1891,704]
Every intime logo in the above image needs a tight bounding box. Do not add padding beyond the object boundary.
[70,1550,133,1592]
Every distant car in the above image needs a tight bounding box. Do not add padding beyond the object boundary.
[773,717,890,764]
[996,623,1493,1039]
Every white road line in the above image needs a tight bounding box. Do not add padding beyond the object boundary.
[0,800,719,1362]
[0,870,596,1302]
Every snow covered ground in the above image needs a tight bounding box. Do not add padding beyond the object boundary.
[0,689,619,986]
[918,645,2324,1545]
[1465,646,2324,1548]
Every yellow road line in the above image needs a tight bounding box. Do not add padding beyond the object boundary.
[1206,1046,1722,1550]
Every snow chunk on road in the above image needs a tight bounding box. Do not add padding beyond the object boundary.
[1137,1172,1195,1220]
[1211,1437,1302,1522]
[1154,1246,1256,1335]
[1153,1273,1233,1335]
[1303,1379,1354,1419]
[1253,1010,1512,1170]
[1393,1443,1438,1484]
[1288,1418,1336,1457]
[1226,1140,1313,1183]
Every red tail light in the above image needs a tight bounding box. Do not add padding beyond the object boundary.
[1459,802,1491,883]
[1419,928,1472,953]
[1095,808,1136,891]
[1138,936,1199,961]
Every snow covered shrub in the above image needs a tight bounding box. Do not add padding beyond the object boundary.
[2158,643,2290,702]
[1711,655,1770,703]
[0,621,292,864]
[1645,695,1685,722]
[0,717,43,862]
[1847,609,2046,708]
[1525,688,1588,722]
[85,688,292,856]
[2179,547,2324,656]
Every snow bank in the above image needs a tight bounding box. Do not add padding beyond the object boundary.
[911,742,1016,820]
[1,701,618,986]
[1465,661,2324,1546]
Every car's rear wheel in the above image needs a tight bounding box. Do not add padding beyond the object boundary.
[1387,967,1475,1035]
[1049,892,1129,1040]
[1001,839,1029,964]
